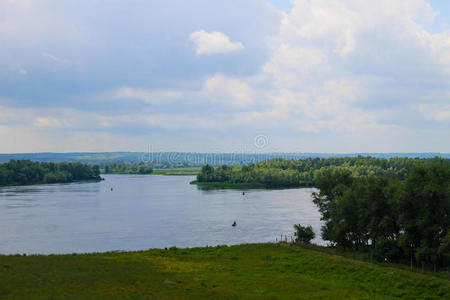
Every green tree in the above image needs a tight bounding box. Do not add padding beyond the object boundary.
[398,164,450,264]
[294,224,315,243]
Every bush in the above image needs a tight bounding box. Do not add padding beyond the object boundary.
[294,224,315,244]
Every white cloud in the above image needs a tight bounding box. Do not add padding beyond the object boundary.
[146,114,227,131]
[110,0,450,150]
[1,0,450,152]
[204,75,253,106]
[115,87,183,104]
[250,0,450,135]
[189,30,244,55]
[17,65,27,75]
[115,74,254,107]
[43,53,72,64]
[34,117,63,128]
[414,104,450,122]
[0,105,131,130]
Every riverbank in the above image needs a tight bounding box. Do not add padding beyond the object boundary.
[190,180,266,189]
[0,243,448,299]
[189,180,310,189]
[0,160,102,187]
[0,178,103,188]
[100,167,201,176]
[152,167,201,175]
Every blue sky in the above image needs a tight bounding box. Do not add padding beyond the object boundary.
[0,0,449,153]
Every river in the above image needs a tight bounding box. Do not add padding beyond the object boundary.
[0,175,323,254]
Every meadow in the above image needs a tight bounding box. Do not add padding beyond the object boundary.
[0,243,449,299]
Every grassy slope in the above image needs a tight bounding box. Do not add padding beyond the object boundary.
[0,244,449,299]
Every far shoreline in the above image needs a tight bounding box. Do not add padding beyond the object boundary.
[189,180,314,190]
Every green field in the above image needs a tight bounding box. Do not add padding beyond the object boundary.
[152,168,201,175]
[1,243,449,299]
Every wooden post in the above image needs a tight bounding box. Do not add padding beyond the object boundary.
[410,256,413,272]
[410,243,413,272]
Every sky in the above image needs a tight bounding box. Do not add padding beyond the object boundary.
[0,0,449,154]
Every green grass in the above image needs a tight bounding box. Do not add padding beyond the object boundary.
[152,168,201,175]
[0,244,449,299]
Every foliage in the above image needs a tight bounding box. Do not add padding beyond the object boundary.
[0,160,101,186]
[195,156,449,188]
[0,243,448,299]
[98,162,153,174]
[312,162,450,266]
[152,167,201,176]
[294,224,315,243]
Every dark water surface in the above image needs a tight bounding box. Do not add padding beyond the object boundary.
[0,175,323,254]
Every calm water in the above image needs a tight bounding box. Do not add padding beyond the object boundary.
[0,175,323,254]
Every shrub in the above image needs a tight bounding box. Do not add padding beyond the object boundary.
[294,224,315,244]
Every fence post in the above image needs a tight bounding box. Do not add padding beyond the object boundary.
[410,256,413,272]
[410,243,414,272]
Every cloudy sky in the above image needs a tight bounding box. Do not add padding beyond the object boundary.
[0,0,449,153]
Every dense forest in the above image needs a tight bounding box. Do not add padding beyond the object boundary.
[97,162,153,174]
[0,160,101,186]
[313,162,450,266]
[195,156,449,188]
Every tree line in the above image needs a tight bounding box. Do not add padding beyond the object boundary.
[196,156,449,188]
[313,163,449,266]
[0,160,101,186]
[97,162,153,174]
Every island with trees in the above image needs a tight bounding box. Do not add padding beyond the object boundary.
[0,160,102,186]
[98,162,153,175]
[192,156,449,188]
[96,162,200,175]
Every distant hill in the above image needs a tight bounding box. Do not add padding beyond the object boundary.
[0,152,448,166]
